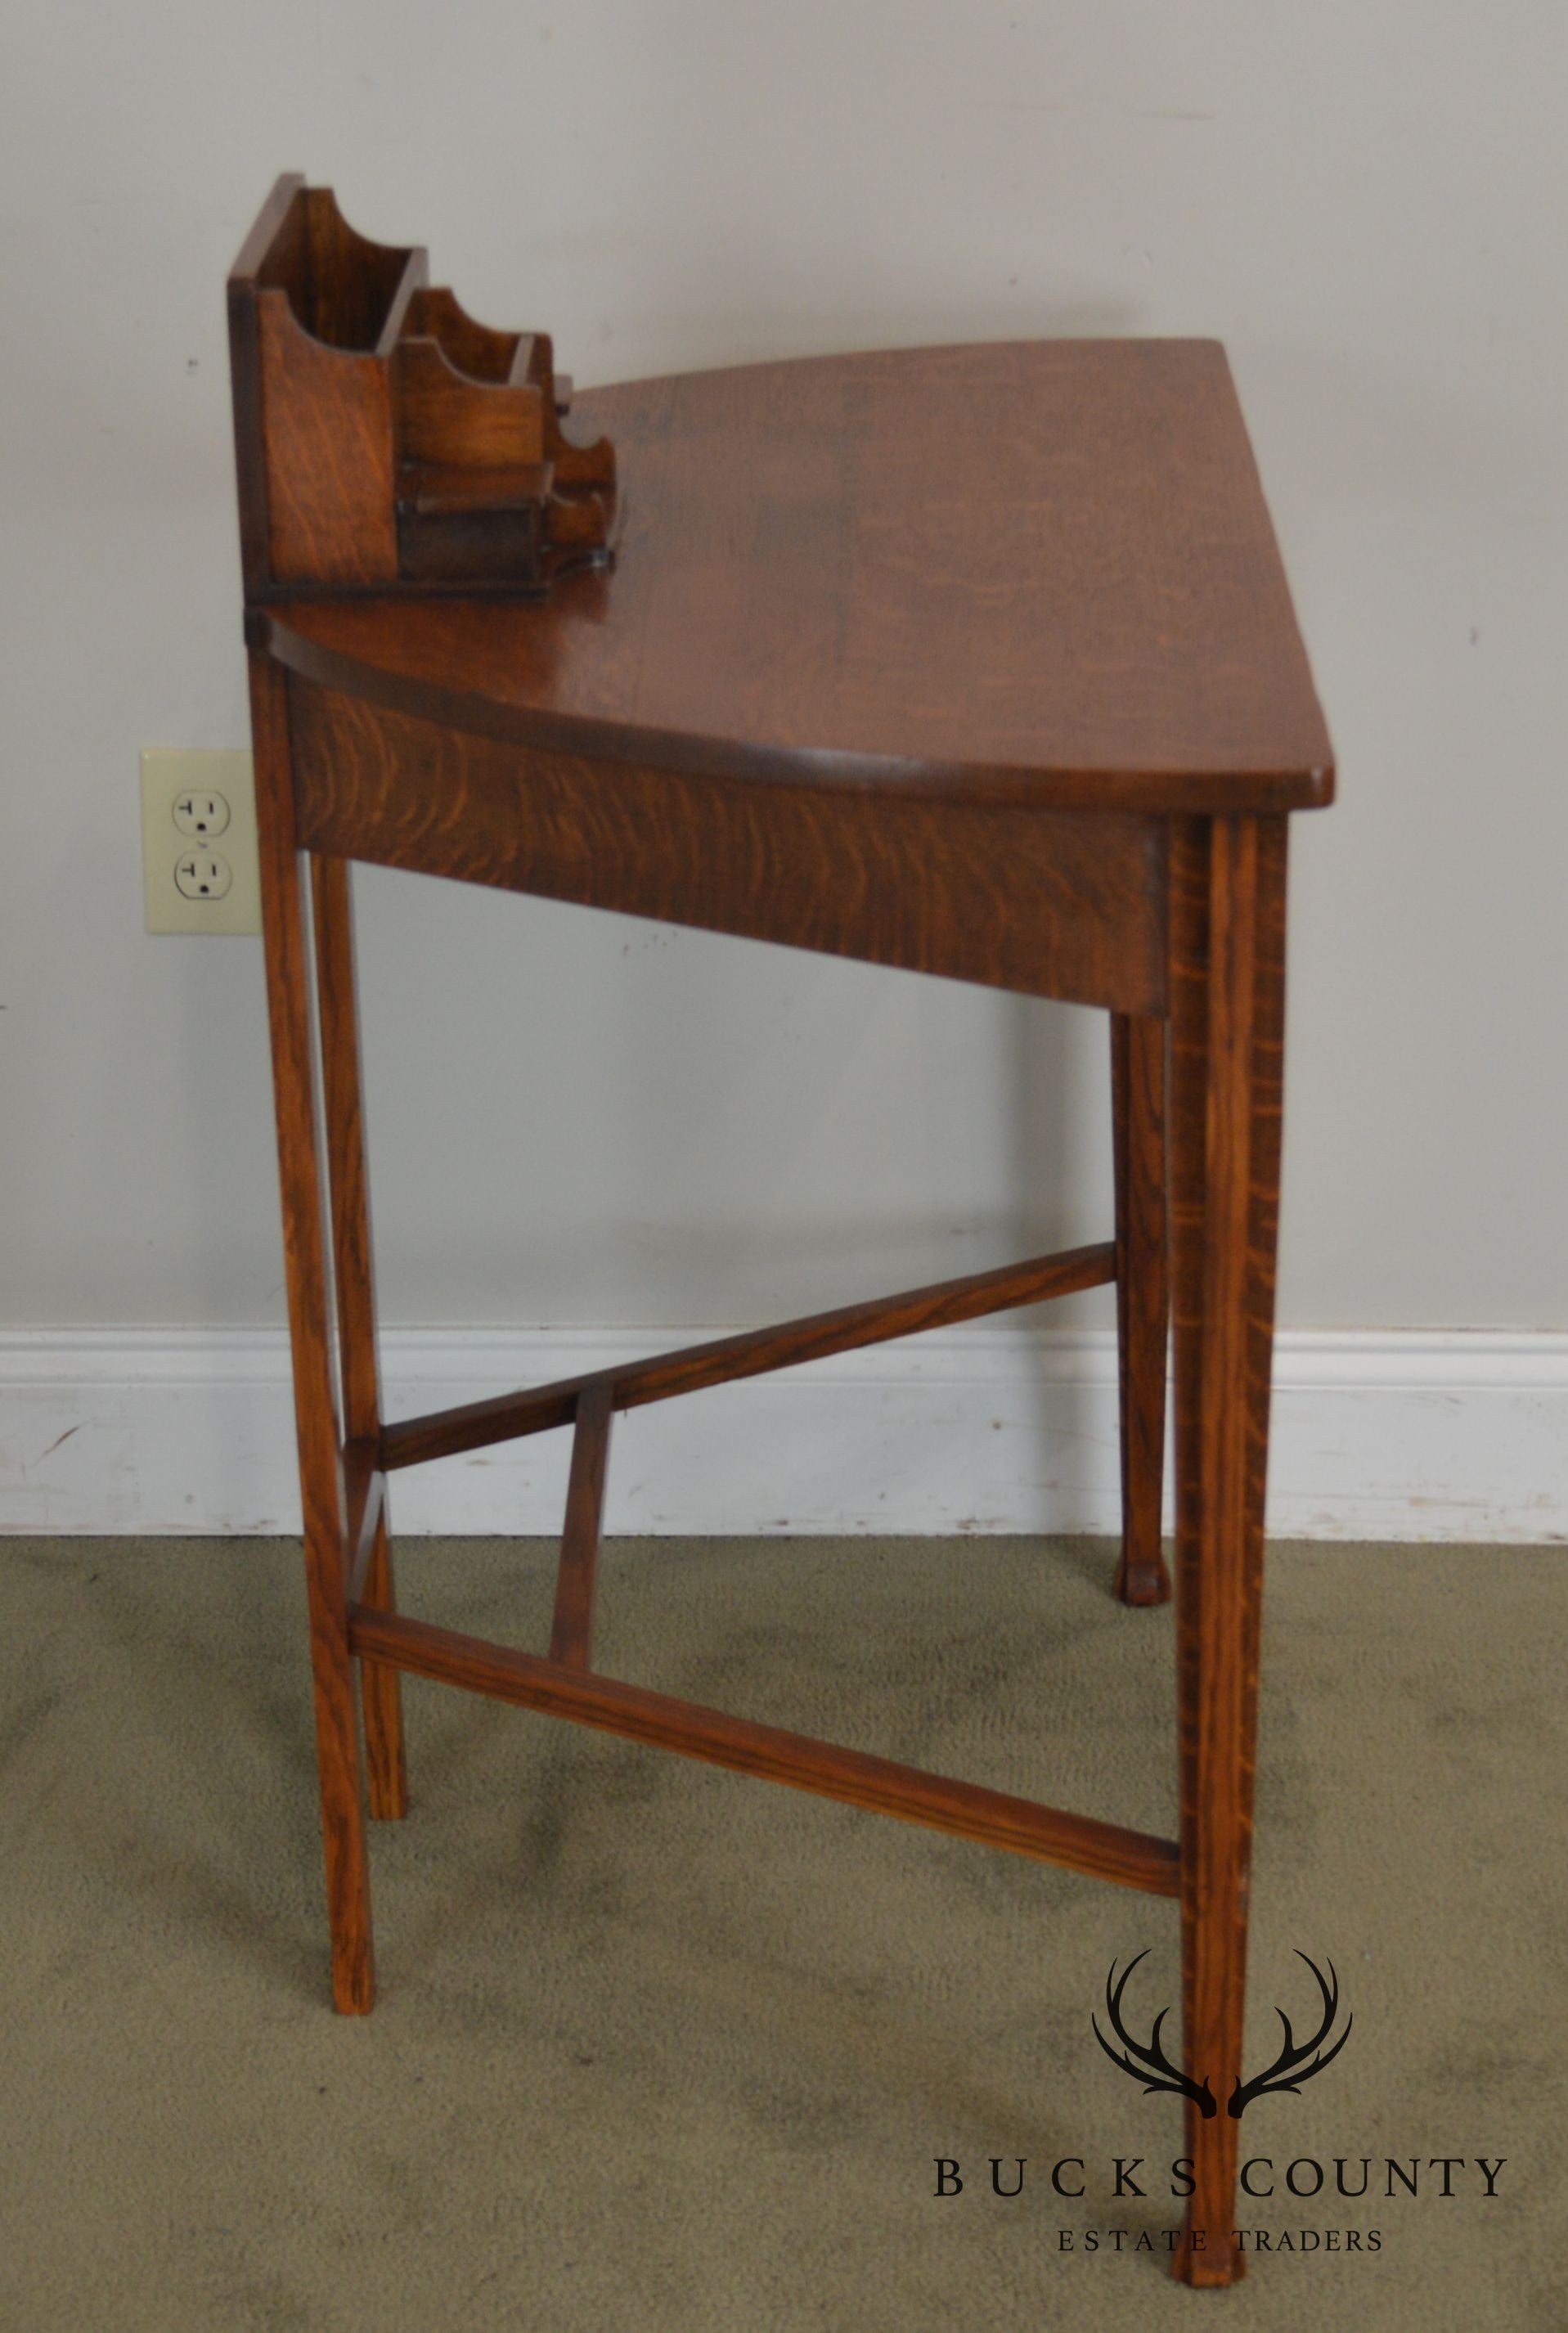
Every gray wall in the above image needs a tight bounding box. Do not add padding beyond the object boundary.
[3,1,1564,1335]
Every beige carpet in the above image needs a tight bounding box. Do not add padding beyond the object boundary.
[1,1535,1562,2331]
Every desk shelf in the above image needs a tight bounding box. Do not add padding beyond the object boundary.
[229,177,616,599]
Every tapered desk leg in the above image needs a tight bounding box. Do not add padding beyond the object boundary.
[1169,816,1287,2285]
[311,852,407,1820]
[1111,1013,1170,1606]
[249,653,376,2013]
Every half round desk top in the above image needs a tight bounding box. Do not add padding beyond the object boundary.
[260,339,1334,817]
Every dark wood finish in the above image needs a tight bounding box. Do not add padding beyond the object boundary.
[287,682,1168,1014]
[312,856,407,1820]
[382,1243,1117,1474]
[1111,1014,1171,1604]
[231,186,1333,2291]
[549,1385,613,1671]
[248,651,375,2013]
[1168,816,1288,2286]
[348,1605,1183,1899]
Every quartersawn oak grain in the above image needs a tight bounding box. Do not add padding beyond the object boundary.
[1112,1012,1171,1606]
[288,681,1170,1014]
[248,653,375,2013]
[259,340,1333,816]
[1168,815,1289,2287]
[345,1605,1183,1899]
[231,181,1335,2295]
[311,856,407,1819]
[228,178,617,597]
[380,1243,1118,1474]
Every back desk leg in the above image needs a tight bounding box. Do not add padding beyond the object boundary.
[1112,1012,1172,1606]
[311,852,408,1821]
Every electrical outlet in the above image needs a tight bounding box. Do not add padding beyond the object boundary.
[172,789,230,839]
[141,749,261,934]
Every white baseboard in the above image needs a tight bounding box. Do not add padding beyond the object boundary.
[2,1325,1565,1544]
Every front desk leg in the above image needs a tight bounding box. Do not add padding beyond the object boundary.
[1169,815,1287,2283]
[249,652,376,2014]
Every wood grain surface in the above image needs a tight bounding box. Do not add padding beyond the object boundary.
[248,654,375,2012]
[232,217,1326,2254]
[288,681,1170,1012]
[256,303,402,587]
[549,1385,613,1673]
[1168,814,1288,2286]
[1111,1012,1171,1606]
[347,1605,1184,1899]
[259,339,1332,813]
[381,1242,1116,1473]
[311,855,407,1821]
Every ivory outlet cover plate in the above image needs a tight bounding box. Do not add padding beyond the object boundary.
[141,749,261,935]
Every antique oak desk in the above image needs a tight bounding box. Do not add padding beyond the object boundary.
[229,179,1332,2287]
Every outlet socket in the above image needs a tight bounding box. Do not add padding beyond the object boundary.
[173,789,231,839]
[142,749,261,935]
[174,849,234,901]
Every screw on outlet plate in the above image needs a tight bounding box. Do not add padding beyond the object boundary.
[173,789,231,838]
[174,851,233,901]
